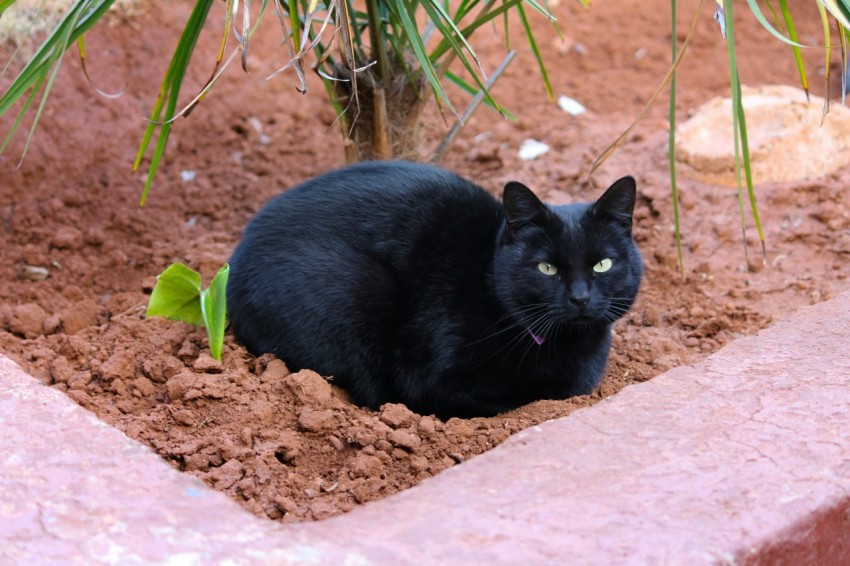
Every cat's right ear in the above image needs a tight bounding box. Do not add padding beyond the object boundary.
[503,182,550,237]
[592,176,637,232]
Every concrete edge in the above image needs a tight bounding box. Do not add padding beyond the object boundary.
[2,291,850,564]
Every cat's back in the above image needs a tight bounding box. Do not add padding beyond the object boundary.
[227,161,504,372]
[253,161,495,230]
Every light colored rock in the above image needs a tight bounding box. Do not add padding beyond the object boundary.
[675,84,850,186]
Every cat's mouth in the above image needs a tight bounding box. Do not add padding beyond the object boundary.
[562,312,604,326]
[527,314,598,344]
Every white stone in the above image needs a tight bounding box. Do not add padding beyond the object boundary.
[557,95,586,116]
[675,84,850,186]
[518,139,550,161]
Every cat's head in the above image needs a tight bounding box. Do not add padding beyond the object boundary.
[493,177,643,335]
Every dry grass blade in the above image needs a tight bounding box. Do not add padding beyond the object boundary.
[336,0,362,129]
[152,3,270,124]
[590,0,703,178]
[271,0,308,92]
[77,35,125,99]
[817,2,831,117]
[189,0,235,105]
[241,0,251,71]
[267,0,336,83]
[818,0,850,28]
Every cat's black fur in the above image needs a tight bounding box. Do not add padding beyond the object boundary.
[227,161,642,418]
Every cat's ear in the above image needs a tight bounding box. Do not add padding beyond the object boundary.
[592,176,637,231]
[503,182,550,235]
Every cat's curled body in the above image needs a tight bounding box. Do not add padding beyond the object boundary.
[228,161,642,418]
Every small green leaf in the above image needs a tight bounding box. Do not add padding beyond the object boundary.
[146,262,230,360]
[199,264,230,360]
[146,263,204,327]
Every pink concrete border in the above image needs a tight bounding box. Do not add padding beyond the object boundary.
[2,291,850,563]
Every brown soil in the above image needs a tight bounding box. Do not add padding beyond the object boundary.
[1,2,848,522]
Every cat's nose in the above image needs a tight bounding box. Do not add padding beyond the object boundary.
[568,280,591,309]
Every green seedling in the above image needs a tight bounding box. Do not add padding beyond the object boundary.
[146,262,229,360]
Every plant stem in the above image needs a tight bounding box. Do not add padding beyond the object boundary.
[366,0,391,88]
[373,88,392,158]
[669,0,684,276]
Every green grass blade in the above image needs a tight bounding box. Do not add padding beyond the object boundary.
[135,0,214,206]
[430,0,521,62]
[0,0,116,155]
[838,16,848,104]
[669,0,684,275]
[366,0,391,85]
[418,0,503,114]
[421,0,485,76]
[744,0,806,47]
[733,77,764,248]
[3,4,82,161]
[0,0,115,110]
[288,0,302,54]
[0,76,42,154]
[730,93,750,266]
[445,70,516,119]
[521,0,556,22]
[725,0,748,263]
[388,0,455,114]
[724,0,765,263]
[17,15,78,163]
[777,0,808,100]
[452,0,482,22]
[516,2,553,99]
[503,0,511,51]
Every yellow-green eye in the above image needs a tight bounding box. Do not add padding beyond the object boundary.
[537,262,558,276]
[593,258,613,273]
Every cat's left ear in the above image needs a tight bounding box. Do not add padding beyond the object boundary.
[591,176,637,232]
[503,182,550,236]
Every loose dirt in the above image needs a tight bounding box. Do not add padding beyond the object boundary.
[1,1,848,522]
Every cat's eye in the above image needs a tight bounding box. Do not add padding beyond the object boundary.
[593,258,613,273]
[537,262,558,276]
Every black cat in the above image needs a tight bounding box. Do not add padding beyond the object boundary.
[227,161,642,418]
